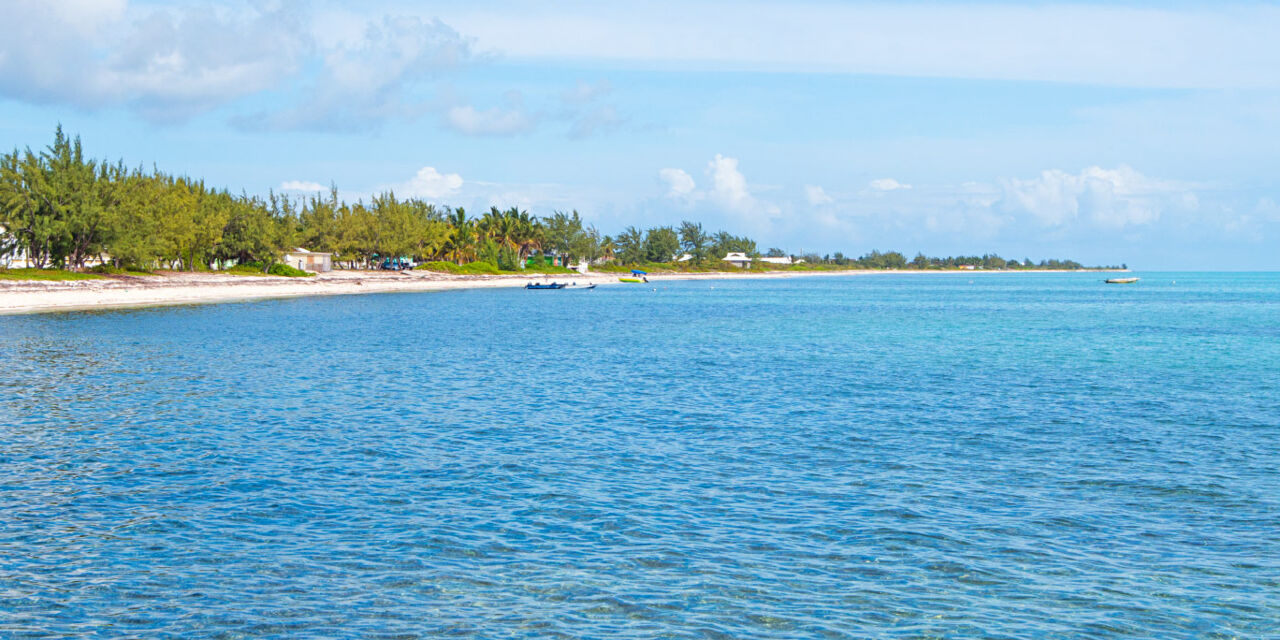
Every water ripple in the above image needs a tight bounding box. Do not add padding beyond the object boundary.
[2,273,1278,638]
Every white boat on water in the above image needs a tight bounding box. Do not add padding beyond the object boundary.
[1105,277,1139,284]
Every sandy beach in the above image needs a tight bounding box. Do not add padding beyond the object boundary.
[0,268,1117,315]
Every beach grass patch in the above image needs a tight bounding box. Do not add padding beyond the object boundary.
[415,261,508,275]
[226,262,314,277]
[0,268,105,281]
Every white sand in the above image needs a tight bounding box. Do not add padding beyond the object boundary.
[0,268,1116,315]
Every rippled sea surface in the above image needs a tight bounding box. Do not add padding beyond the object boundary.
[2,272,1279,639]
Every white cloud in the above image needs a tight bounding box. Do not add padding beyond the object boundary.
[0,4,478,127]
[659,168,696,198]
[0,1,310,120]
[281,180,327,192]
[402,166,464,199]
[997,166,1194,229]
[805,185,833,205]
[869,178,912,191]
[448,3,1280,89]
[445,104,534,136]
[708,154,756,213]
[656,155,779,223]
[251,14,475,131]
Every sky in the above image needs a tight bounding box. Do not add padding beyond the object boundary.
[2,0,1279,269]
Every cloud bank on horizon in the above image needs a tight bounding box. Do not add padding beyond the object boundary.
[1,0,1278,268]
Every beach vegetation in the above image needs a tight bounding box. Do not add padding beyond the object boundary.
[0,268,103,281]
[227,261,313,277]
[0,127,1117,278]
[86,264,155,276]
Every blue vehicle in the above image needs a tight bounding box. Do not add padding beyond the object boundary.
[377,257,414,271]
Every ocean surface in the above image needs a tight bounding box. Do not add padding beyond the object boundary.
[2,272,1278,639]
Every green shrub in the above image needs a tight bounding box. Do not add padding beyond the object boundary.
[227,261,313,277]
[88,264,153,276]
[496,246,520,271]
[415,261,464,273]
[267,263,313,277]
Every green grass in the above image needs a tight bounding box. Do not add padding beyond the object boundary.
[0,268,104,281]
[416,260,504,275]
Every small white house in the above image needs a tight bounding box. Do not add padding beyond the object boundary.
[281,248,333,273]
[722,252,752,268]
[759,256,796,266]
[0,225,34,269]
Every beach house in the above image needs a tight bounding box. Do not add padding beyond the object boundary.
[759,256,800,266]
[281,248,333,273]
[0,225,34,269]
[722,252,753,268]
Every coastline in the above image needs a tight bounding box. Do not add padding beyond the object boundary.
[0,268,1124,316]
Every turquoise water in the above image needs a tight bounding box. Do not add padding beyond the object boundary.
[2,272,1278,638]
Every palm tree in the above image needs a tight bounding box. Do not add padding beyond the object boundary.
[444,207,477,263]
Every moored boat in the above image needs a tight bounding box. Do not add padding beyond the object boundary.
[618,277,644,283]
[525,282,567,290]
[1105,277,1139,284]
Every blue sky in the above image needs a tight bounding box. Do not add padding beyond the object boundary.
[2,1,1279,268]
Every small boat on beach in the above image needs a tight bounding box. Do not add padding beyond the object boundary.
[619,270,649,284]
[526,282,595,290]
[1105,277,1139,284]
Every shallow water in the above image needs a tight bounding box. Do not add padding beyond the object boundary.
[2,272,1278,638]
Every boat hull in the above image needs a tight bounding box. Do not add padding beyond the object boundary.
[1105,278,1139,284]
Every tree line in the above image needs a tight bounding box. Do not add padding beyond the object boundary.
[1,128,1108,272]
[785,250,1114,271]
[0,128,763,272]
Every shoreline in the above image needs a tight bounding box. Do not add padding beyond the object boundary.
[0,268,1126,316]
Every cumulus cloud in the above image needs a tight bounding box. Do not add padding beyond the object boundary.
[997,165,1193,229]
[250,14,476,131]
[281,180,327,192]
[401,166,464,199]
[869,178,912,191]
[0,3,481,128]
[659,168,697,198]
[708,154,757,212]
[657,155,779,223]
[805,185,834,205]
[0,1,309,120]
